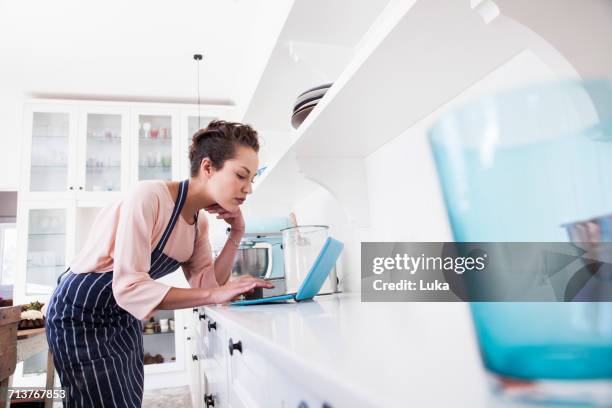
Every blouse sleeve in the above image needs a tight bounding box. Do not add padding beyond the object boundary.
[112,183,172,320]
[181,213,220,289]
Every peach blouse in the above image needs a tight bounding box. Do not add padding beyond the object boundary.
[69,180,219,320]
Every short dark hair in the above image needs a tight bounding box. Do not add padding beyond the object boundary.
[188,120,259,177]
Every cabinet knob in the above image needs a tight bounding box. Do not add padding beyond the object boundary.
[186,336,191,341]
[78,186,83,190]
[204,394,215,407]
[192,308,198,313]
[298,402,309,408]
[228,338,242,355]
[199,313,207,320]
[207,321,216,332]
[69,186,74,190]
[192,354,198,361]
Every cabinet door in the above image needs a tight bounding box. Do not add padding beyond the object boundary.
[227,335,269,408]
[14,200,75,304]
[179,108,233,180]
[142,309,182,375]
[187,316,203,408]
[131,108,180,183]
[207,326,231,408]
[22,104,78,200]
[75,106,130,203]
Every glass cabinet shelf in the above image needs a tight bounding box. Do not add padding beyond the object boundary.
[29,112,70,192]
[25,208,67,295]
[138,115,172,181]
[85,113,123,192]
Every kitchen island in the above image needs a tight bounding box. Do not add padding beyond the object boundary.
[190,293,489,408]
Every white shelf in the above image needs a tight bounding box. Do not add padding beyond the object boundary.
[245,0,588,226]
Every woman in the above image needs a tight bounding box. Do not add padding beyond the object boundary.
[45,120,273,407]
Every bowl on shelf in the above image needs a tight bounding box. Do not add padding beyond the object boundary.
[291,83,332,129]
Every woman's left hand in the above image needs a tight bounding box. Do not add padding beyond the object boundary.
[204,204,245,232]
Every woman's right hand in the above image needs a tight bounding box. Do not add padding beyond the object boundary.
[208,275,274,304]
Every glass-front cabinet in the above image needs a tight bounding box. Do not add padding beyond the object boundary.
[23,104,129,202]
[15,201,75,304]
[132,108,179,182]
[24,105,78,199]
[77,107,130,198]
[15,100,233,388]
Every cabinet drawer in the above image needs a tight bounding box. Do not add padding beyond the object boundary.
[227,337,268,408]
[201,357,230,408]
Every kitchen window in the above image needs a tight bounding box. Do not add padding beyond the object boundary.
[0,223,16,299]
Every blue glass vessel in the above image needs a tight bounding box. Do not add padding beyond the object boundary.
[429,80,612,405]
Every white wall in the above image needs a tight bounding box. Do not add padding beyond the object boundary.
[0,88,25,190]
[292,49,564,293]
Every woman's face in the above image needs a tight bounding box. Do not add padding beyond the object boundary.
[205,145,259,211]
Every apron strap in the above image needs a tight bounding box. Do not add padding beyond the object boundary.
[154,179,189,253]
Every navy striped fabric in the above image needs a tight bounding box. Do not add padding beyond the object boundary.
[46,179,193,407]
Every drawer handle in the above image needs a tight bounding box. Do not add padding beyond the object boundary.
[199,313,207,320]
[228,338,242,355]
[204,393,215,407]
[192,308,198,313]
[207,321,216,331]
[192,354,198,361]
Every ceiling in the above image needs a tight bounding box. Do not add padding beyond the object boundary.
[0,0,287,108]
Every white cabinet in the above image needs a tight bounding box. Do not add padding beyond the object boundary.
[14,98,235,390]
[17,99,236,299]
[141,309,186,375]
[193,308,334,408]
[77,106,130,200]
[191,311,233,408]
[130,107,180,183]
[22,104,131,204]
[22,104,78,201]
[21,100,236,202]
[14,200,75,303]
[227,335,269,408]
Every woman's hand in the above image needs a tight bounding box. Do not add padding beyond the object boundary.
[208,275,274,304]
[205,204,245,232]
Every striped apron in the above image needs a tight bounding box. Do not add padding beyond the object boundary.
[46,179,195,407]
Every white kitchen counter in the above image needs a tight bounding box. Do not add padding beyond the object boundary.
[202,292,490,407]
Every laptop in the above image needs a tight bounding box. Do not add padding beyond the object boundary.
[230,237,344,306]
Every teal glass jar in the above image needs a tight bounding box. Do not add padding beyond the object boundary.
[429,80,612,406]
